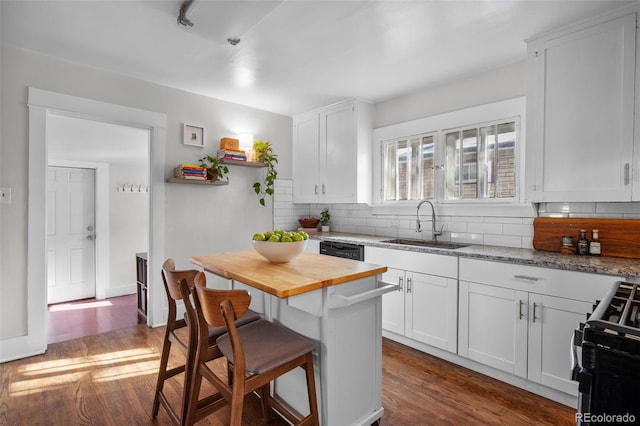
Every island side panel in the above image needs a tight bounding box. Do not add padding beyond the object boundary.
[272,275,384,426]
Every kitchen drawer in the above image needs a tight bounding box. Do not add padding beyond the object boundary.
[366,246,457,278]
[459,257,622,302]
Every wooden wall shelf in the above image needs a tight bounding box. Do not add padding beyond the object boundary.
[220,159,266,168]
[166,178,229,186]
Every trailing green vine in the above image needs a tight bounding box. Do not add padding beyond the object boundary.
[252,140,278,206]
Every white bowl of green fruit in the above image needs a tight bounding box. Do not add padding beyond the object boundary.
[252,230,309,263]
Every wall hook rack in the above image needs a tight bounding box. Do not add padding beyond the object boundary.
[117,184,149,193]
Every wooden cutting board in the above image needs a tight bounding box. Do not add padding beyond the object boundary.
[533,217,640,259]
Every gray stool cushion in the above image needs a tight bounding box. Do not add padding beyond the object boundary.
[217,319,312,375]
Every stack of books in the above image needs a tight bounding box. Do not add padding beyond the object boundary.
[174,164,207,180]
[217,149,247,161]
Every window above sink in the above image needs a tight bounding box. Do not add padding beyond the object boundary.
[371,97,528,214]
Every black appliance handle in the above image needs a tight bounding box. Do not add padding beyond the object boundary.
[570,329,582,381]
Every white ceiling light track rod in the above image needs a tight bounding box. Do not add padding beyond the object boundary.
[177,0,201,27]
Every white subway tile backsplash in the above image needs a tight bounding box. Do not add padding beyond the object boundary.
[273,180,640,250]
[450,233,484,245]
[451,215,484,223]
[596,202,640,214]
[522,237,534,249]
[366,218,388,228]
[468,222,503,234]
[503,223,533,237]
[443,221,467,233]
[485,216,523,224]
[484,234,523,248]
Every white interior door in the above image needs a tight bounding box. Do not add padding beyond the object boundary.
[47,166,96,304]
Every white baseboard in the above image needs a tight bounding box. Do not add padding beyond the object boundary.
[0,335,47,363]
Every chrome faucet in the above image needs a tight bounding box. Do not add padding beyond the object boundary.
[416,200,443,241]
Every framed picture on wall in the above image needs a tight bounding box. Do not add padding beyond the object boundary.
[183,124,204,147]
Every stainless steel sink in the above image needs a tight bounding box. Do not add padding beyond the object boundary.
[381,238,468,250]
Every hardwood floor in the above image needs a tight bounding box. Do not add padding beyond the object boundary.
[1,325,575,425]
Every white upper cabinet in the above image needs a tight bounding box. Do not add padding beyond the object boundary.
[293,99,373,204]
[526,11,637,202]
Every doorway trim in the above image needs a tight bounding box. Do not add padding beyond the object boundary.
[3,87,167,361]
[48,160,111,301]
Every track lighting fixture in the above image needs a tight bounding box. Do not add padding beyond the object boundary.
[178,0,195,27]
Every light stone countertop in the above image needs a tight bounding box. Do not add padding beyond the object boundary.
[312,232,640,279]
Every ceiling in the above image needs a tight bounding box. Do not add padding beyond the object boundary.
[1,0,635,116]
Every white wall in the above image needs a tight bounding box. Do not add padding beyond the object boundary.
[110,163,149,297]
[1,45,292,341]
[374,60,527,128]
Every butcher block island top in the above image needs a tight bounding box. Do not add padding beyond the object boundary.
[189,250,387,298]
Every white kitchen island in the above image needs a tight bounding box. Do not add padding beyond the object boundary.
[190,250,392,426]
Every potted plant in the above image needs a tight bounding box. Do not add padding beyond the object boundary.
[320,209,331,232]
[199,155,229,182]
[252,140,278,206]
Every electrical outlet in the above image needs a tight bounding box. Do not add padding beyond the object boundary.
[0,187,12,204]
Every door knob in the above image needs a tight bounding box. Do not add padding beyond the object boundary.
[87,225,94,231]
[87,235,95,240]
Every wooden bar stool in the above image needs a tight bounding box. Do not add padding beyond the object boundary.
[151,259,260,425]
[185,279,319,426]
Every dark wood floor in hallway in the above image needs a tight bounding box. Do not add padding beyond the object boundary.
[1,324,575,425]
[47,294,143,344]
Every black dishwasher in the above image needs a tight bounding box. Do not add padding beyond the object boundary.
[319,241,364,261]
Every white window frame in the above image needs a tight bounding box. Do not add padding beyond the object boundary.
[372,97,531,217]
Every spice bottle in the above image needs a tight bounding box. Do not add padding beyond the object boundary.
[577,229,589,256]
[560,236,575,255]
[589,229,601,256]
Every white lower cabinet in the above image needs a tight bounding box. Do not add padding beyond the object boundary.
[527,294,593,395]
[458,281,528,377]
[366,247,458,353]
[459,257,619,395]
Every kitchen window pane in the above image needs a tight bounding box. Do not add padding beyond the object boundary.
[462,129,477,199]
[383,142,397,200]
[382,133,435,201]
[496,122,516,198]
[444,131,460,199]
[478,125,496,198]
[421,135,435,199]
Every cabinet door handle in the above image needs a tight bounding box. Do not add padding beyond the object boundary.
[322,184,326,194]
[314,184,318,195]
[518,300,524,320]
[407,277,412,293]
[624,163,630,186]
[514,275,540,281]
[532,302,538,323]
[398,276,403,292]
